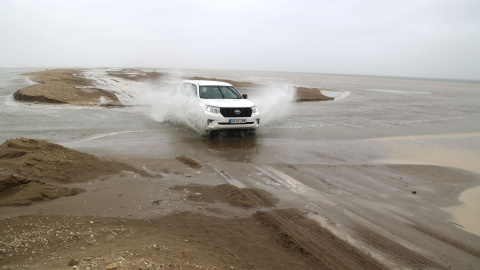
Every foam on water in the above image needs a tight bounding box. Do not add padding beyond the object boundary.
[66,130,151,144]
[364,88,431,94]
[321,90,351,100]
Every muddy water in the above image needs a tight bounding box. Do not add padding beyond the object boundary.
[1,67,480,234]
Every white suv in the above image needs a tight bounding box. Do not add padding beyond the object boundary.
[175,80,260,133]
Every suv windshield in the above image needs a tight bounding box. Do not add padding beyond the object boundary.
[199,86,242,99]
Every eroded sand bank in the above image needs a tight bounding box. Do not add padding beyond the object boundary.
[14,69,119,106]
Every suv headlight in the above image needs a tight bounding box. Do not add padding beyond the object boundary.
[205,105,221,114]
[252,106,258,114]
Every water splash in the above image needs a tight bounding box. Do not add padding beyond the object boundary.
[249,84,296,126]
[83,69,298,134]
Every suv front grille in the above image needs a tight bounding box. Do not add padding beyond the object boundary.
[220,107,252,117]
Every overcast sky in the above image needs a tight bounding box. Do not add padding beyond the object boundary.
[1,0,479,80]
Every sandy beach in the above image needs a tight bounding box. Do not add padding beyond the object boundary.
[1,68,479,269]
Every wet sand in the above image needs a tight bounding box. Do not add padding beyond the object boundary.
[2,139,479,269]
[1,69,479,269]
[370,133,480,236]
[1,139,387,269]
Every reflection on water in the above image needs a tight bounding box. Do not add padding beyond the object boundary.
[200,131,258,162]
[207,130,257,140]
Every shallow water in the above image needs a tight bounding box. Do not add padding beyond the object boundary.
[2,67,479,163]
[1,67,480,234]
[2,68,480,144]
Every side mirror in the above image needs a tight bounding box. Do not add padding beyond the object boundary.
[242,94,248,99]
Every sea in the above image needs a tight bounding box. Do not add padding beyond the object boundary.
[1,67,479,163]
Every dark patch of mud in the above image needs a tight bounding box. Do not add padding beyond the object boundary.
[175,155,203,169]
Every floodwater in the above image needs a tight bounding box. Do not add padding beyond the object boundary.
[1,67,480,234]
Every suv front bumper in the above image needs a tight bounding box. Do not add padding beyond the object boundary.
[205,113,260,131]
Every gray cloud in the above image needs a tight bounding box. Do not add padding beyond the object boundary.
[1,0,479,80]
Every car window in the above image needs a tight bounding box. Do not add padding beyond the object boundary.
[199,86,241,99]
[179,83,197,98]
[219,86,241,99]
[199,86,222,99]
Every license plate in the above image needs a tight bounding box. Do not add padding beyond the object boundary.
[230,119,246,124]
